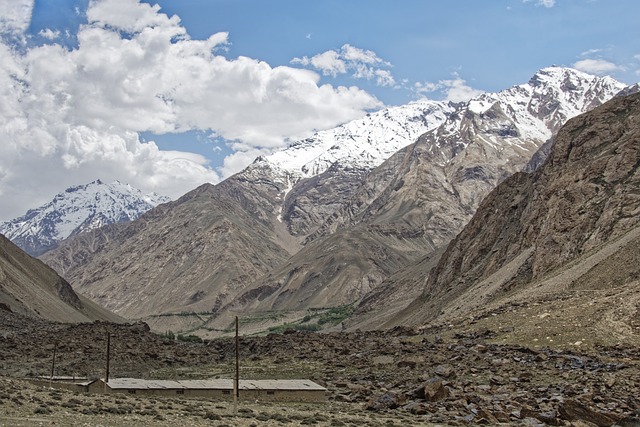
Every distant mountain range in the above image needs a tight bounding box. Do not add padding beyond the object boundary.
[32,67,631,336]
[0,180,170,256]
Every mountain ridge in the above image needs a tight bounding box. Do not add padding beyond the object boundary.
[0,180,170,256]
[398,91,640,330]
[0,233,122,323]
[39,67,629,335]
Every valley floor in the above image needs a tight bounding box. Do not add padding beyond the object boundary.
[0,377,437,427]
[1,307,639,426]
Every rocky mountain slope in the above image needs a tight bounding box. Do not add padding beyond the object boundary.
[213,67,627,324]
[41,180,293,319]
[394,91,640,334]
[0,180,170,256]
[40,68,628,334]
[264,67,624,239]
[0,233,122,323]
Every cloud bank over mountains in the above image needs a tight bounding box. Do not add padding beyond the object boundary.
[0,0,636,223]
[0,0,383,221]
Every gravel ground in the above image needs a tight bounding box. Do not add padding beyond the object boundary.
[1,306,639,426]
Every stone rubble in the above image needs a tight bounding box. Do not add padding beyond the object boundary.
[2,311,638,426]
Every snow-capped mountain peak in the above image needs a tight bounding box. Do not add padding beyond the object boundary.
[0,180,171,256]
[428,66,627,162]
[263,99,455,179]
[254,67,625,187]
[466,66,626,135]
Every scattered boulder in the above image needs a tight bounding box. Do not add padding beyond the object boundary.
[521,407,562,426]
[423,378,450,402]
[365,391,406,411]
[558,400,616,427]
[434,364,455,378]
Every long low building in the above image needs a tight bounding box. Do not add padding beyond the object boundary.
[87,378,327,402]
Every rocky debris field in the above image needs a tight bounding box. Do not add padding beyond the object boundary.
[0,377,414,427]
[1,311,639,426]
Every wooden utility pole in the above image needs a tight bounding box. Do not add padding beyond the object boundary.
[104,331,111,393]
[49,342,57,387]
[234,316,239,414]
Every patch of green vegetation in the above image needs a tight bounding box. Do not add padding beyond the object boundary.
[176,334,203,343]
[315,304,355,326]
[265,303,356,334]
[159,330,175,340]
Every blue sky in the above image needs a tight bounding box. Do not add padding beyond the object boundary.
[0,0,638,220]
[26,0,640,104]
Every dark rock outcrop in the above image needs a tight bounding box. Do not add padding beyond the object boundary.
[412,92,640,325]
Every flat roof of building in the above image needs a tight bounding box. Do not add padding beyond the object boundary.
[35,376,89,381]
[104,378,326,391]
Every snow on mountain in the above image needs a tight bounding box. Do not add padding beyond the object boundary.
[235,66,627,239]
[263,99,455,178]
[255,67,625,186]
[465,66,626,141]
[416,67,627,167]
[0,180,171,256]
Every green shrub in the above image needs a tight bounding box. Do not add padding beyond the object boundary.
[316,304,355,325]
[160,330,175,340]
[176,334,203,343]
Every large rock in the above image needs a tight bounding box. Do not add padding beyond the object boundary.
[422,377,450,402]
[558,400,616,427]
[365,391,406,411]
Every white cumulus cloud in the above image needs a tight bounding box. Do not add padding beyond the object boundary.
[0,0,382,221]
[414,74,484,103]
[573,58,621,75]
[292,43,396,87]
[38,28,61,40]
[0,0,34,36]
[87,0,183,34]
[293,50,346,77]
[523,0,556,7]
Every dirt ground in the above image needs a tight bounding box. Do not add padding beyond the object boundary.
[1,287,639,427]
[0,376,440,427]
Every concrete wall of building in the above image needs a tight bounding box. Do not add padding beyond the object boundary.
[85,380,325,402]
[240,389,326,403]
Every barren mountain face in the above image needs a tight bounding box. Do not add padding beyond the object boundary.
[0,234,121,323]
[409,92,640,328]
[37,68,627,333]
[41,181,293,319]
